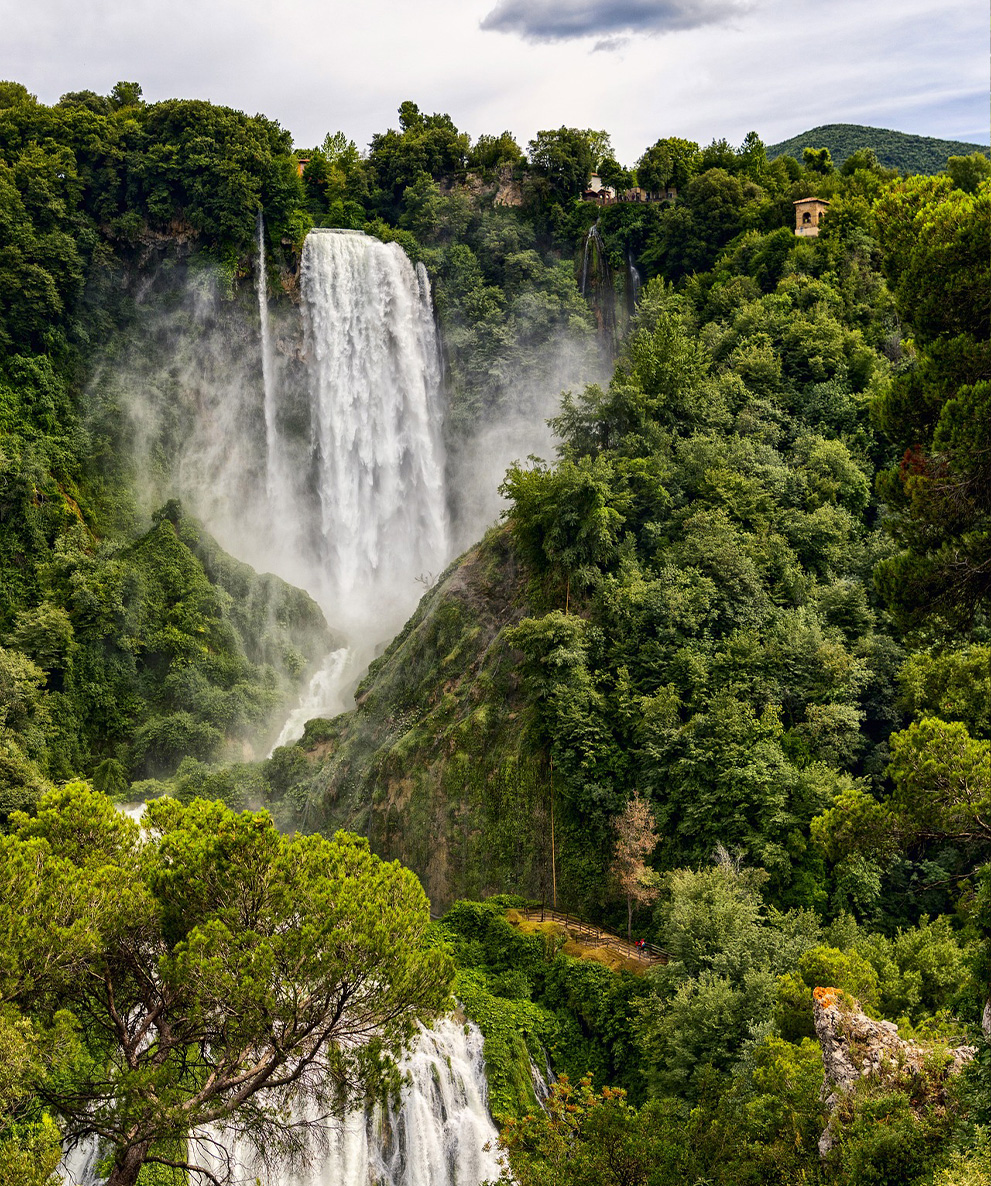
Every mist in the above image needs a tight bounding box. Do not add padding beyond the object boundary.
[446,328,607,555]
[83,234,605,744]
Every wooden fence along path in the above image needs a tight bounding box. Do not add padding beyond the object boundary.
[517,905,669,965]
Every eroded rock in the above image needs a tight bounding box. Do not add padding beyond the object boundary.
[812,985,976,1157]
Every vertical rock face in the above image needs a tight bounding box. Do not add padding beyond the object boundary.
[812,986,977,1157]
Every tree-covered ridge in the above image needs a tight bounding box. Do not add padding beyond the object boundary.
[256,145,990,1183]
[0,81,337,809]
[767,123,990,175]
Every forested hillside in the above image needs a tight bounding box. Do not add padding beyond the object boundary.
[768,123,990,175]
[0,78,989,1186]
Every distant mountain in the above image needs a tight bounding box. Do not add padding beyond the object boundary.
[767,123,990,175]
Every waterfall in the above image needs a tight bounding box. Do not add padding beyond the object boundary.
[626,249,641,314]
[257,211,279,502]
[273,645,353,749]
[247,228,448,741]
[295,229,448,632]
[62,1019,503,1186]
[578,222,616,352]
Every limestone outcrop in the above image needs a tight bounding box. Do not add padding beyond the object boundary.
[812,986,977,1157]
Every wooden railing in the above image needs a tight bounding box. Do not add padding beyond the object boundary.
[517,905,669,964]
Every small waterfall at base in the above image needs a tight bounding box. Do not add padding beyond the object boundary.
[273,646,352,749]
[62,1019,502,1186]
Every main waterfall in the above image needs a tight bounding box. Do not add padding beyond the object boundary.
[265,229,450,739]
[295,229,448,632]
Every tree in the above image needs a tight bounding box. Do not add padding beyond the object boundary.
[0,784,453,1186]
[496,1074,689,1186]
[366,102,469,214]
[107,81,143,112]
[737,131,769,182]
[468,131,525,173]
[635,137,700,193]
[872,177,991,630]
[526,128,600,205]
[803,147,834,175]
[946,153,991,194]
[611,792,659,940]
[598,157,632,193]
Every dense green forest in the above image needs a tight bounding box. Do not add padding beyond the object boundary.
[0,77,989,1185]
[767,123,990,175]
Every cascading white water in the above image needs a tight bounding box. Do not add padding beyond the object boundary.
[273,645,352,749]
[266,230,450,742]
[207,1017,504,1186]
[257,211,280,502]
[297,229,448,634]
[62,1018,503,1186]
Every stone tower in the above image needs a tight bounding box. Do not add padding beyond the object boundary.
[794,196,830,236]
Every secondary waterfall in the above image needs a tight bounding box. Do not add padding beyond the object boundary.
[257,212,280,502]
[62,1018,503,1186]
[578,221,616,353]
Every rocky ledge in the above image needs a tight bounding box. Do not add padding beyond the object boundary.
[812,985,977,1157]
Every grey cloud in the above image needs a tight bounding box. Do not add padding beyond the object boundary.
[592,35,630,51]
[480,0,754,42]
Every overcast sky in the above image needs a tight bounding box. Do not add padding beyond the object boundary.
[2,0,987,164]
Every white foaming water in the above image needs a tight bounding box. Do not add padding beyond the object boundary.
[298,230,449,635]
[266,230,450,744]
[201,1018,502,1186]
[273,646,353,749]
[63,1019,502,1186]
[257,211,280,504]
[177,226,449,743]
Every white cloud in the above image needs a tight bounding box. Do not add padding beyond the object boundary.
[0,0,985,166]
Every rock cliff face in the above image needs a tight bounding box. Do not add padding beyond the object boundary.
[813,986,976,1157]
[287,527,554,909]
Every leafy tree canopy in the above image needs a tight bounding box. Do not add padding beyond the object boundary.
[0,784,453,1186]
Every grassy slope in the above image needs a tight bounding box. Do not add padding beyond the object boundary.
[767,122,989,173]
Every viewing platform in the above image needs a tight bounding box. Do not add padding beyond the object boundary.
[510,904,670,966]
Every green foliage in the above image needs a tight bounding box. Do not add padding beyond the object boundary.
[454,968,553,1119]
[496,1075,693,1186]
[826,1081,957,1186]
[302,131,367,228]
[440,899,650,1103]
[855,914,972,1023]
[947,153,991,194]
[871,178,990,631]
[767,123,990,174]
[0,1115,62,1186]
[0,77,984,1181]
[0,784,452,1185]
[638,862,824,1094]
[366,102,469,218]
[776,945,879,1040]
[526,127,601,206]
[635,136,700,192]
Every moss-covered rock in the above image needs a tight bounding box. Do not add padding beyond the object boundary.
[275,526,556,908]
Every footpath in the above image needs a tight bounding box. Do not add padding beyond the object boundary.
[512,905,669,966]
